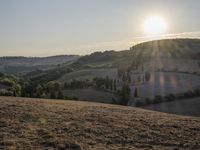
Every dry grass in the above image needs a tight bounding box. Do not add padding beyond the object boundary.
[0,96,200,150]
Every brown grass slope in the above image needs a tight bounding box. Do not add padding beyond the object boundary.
[0,97,200,150]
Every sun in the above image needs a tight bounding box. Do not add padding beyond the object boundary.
[143,16,167,36]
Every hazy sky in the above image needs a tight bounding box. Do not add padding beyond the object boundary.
[0,0,200,56]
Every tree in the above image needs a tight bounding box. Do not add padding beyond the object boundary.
[134,88,138,97]
[41,92,47,98]
[105,76,109,89]
[120,83,130,105]
[0,72,4,77]
[47,81,60,92]
[11,84,22,97]
[110,79,113,90]
[57,90,64,99]
[36,84,43,98]
[50,91,56,99]
[93,77,105,88]
[114,80,117,91]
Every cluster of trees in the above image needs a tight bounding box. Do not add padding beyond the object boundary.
[0,73,22,96]
[93,76,117,91]
[63,76,117,92]
[21,81,63,99]
[63,79,92,89]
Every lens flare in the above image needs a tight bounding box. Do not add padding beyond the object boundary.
[144,16,167,36]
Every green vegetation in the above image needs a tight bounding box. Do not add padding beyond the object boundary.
[0,73,22,97]
[135,88,200,107]
[119,83,130,105]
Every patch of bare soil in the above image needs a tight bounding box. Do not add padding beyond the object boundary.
[0,96,200,150]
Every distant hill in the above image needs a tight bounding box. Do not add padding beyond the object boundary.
[2,39,199,75]
[73,38,200,71]
[0,55,79,74]
[21,39,200,102]
[0,96,200,149]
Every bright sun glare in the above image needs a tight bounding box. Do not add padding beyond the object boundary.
[144,16,167,36]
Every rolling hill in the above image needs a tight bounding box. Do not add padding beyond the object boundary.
[55,38,200,84]
[73,38,200,69]
[0,55,79,75]
[0,96,200,149]
[25,38,200,79]
[21,38,200,103]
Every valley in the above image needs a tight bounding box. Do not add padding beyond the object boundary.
[0,39,199,115]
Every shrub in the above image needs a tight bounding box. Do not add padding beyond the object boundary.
[72,96,79,100]
[50,91,56,99]
[184,90,195,98]
[111,97,119,105]
[135,100,145,107]
[165,94,176,101]
[57,90,64,99]
[153,95,162,104]
[0,89,13,96]
[119,83,130,105]
[194,89,200,96]
[145,98,151,105]
[0,72,4,77]
[0,78,14,86]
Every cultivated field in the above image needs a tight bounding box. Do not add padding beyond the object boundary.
[131,72,200,99]
[0,97,200,149]
[144,97,200,117]
[58,68,118,83]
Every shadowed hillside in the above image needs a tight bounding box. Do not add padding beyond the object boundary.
[73,39,200,68]
[0,96,200,149]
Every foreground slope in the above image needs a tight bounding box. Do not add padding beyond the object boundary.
[0,97,200,150]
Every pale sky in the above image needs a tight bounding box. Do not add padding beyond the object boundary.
[0,0,200,56]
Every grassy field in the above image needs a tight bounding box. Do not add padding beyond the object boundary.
[62,88,120,103]
[0,97,200,149]
[58,68,118,83]
[143,97,200,117]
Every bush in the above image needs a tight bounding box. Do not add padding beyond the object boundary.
[184,90,195,98]
[145,98,151,105]
[72,96,79,100]
[135,100,145,107]
[165,94,176,101]
[57,90,64,99]
[50,91,56,99]
[0,72,4,77]
[64,95,79,100]
[111,97,119,105]
[0,89,13,96]
[153,95,162,104]
[119,83,130,105]
[194,89,200,96]
[0,78,14,86]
